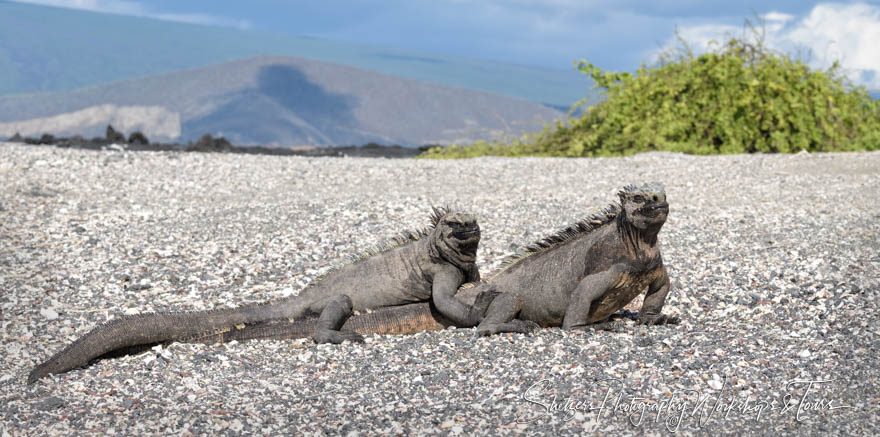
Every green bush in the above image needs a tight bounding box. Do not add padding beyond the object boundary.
[421,28,880,158]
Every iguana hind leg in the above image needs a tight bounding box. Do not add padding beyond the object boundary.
[475,293,538,336]
[312,295,365,344]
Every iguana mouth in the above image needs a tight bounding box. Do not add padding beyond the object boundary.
[459,242,479,259]
[452,228,480,240]
[641,203,668,218]
[443,222,479,261]
[455,231,480,259]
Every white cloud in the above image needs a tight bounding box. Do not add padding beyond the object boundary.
[10,0,251,29]
[762,11,794,23]
[657,2,880,90]
[784,3,880,87]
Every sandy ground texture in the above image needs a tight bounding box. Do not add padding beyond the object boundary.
[1,142,878,435]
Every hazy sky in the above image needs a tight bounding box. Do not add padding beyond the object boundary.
[11,0,880,90]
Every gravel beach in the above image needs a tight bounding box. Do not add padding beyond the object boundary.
[1,142,878,435]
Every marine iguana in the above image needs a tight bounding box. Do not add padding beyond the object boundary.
[28,207,483,383]
[471,182,679,335]
[185,182,679,342]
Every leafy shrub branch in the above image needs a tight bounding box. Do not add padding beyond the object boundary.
[421,24,880,158]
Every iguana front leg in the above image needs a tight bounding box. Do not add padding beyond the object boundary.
[432,267,484,327]
[562,266,623,330]
[637,266,680,325]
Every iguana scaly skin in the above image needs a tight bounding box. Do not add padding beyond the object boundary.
[191,183,679,342]
[29,207,483,383]
[472,182,679,335]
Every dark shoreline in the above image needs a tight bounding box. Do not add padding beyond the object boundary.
[4,129,430,159]
[12,140,428,158]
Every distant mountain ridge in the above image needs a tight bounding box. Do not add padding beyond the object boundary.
[0,1,589,109]
[0,56,563,146]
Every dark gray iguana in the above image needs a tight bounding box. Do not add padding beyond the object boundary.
[471,182,679,335]
[180,182,679,343]
[28,207,483,383]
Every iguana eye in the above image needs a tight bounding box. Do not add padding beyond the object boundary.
[632,195,645,203]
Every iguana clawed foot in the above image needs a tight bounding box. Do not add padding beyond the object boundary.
[580,320,627,332]
[311,295,365,344]
[312,328,365,344]
[636,313,680,326]
[475,319,539,337]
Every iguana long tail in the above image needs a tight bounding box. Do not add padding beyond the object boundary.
[28,287,490,383]
[185,302,449,344]
[188,286,496,344]
[28,304,284,384]
[27,302,453,383]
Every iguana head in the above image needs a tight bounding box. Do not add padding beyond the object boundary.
[618,183,668,231]
[432,208,481,265]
